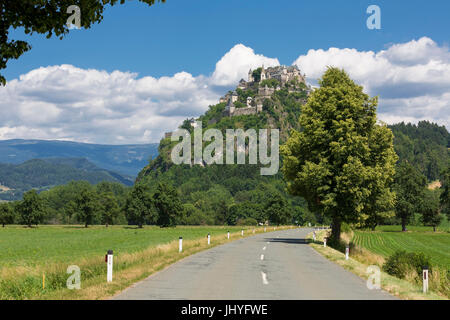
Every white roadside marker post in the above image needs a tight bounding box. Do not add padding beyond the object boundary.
[179,237,183,252]
[227,231,230,239]
[312,231,316,242]
[241,229,244,236]
[345,245,350,260]
[264,227,266,232]
[423,266,429,294]
[253,229,255,234]
[207,233,211,245]
[323,237,327,247]
[106,250,113,283]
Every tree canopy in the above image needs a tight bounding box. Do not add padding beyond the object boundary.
[0,0,165,85]
[281,67,397,244]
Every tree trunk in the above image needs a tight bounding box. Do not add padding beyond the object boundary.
[433,226,436,232]
[401,218,406,232]
[85,222,88,228]
[2,224,4,228]
[138,223,143,228]
[330,216,341,245]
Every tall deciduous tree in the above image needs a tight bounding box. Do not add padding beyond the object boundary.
[421,189,442,232]
[281,68,397,244]
[393,161,427,232]
[74,188,99,228]
[124,183,154,228]
[0,0,165,85]
[17,189,45,227]
[0,202,15,227]
[98,192,120,227]
[265,193,291,225]
[154,182,182,227]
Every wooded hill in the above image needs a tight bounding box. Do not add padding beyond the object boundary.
[137,80,449,226]
[0,158,133,201]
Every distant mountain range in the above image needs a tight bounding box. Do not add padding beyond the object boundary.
[0,158,136,200]
[0,139,159,177]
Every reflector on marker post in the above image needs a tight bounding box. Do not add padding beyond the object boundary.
[423,266,429,293]
[207,233,210,245]
[345,246,349,260]
[106,250,113,283]
[179,237,183,252]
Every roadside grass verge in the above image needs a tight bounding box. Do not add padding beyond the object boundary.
[0,225,293,299]
[307,229,447,300]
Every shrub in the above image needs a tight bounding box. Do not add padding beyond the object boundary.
[236,217,258,226]
[383,250,432,279]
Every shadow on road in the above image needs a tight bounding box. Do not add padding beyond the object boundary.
[264,238,310,244]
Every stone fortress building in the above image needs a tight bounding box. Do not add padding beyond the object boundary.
[222,65,307,117]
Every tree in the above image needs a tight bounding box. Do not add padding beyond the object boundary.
[265,193,291,225]
[421,189,442,232]
[124,183,154,228]
[17,189,45,227]
[440,166,450,220]
[281,68,397,244]
[98,192,120,227]
[153,182,183,227]
[0,0,165,85]
[393,161,427,232]
[74,188,99,227]
[0,202,15,227]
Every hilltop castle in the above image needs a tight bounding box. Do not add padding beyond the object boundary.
[222,65,307,117]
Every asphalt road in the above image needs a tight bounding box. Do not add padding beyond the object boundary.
[113,228,396,300]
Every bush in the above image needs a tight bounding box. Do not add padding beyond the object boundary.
[383,250,432,279]
[236,217,258,226]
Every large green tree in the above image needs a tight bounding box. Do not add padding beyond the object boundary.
[0,0,165,85]
[281,68,397,244]
[98,192,120,227]
[124,183,154,228]
[0,202,15,227]
[421,189,442,232]
[17,189,45,227]
[265,193,291,225]
[393,161,427,232]
[74,188,99,227]
[154,182,183,227]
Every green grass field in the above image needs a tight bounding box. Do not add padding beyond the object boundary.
[352,225,450,268]
[0,224,271,299]
[0,225,248,268]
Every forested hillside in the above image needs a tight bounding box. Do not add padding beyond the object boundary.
[389,121,449,181]
[137,82,316,225]
[0,158,133,200]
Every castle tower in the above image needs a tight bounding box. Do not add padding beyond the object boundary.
[260,64,266,81]
[248,69,254,82]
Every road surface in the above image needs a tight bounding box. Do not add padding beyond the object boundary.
[113,228,396,300]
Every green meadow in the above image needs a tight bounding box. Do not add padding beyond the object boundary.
[0,225,248,267]
[352,224,450,268]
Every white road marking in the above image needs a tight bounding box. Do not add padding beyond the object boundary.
[260,254,264,260]
[261,271,269,285]
[262,246,266,251]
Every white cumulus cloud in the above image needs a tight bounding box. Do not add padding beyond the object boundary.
[293,37,450,129]
[0,39,449,145]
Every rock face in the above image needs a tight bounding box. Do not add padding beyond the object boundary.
[221,65,310,117]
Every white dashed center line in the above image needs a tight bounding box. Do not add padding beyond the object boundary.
[260,254,264,260]
[262,246,266,251]
[261,271,269,285]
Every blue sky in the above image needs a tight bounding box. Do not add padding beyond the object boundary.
[6,0,450,80]
[1,0,449,144]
